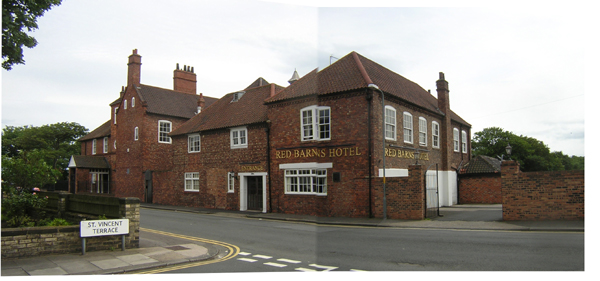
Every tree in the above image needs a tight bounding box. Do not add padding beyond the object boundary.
[1,122,88,180]
[471,127,581,172]
[2,0,62,70]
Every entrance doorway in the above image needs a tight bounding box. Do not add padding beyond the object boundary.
[246,176,263,211]
[239,172,267,212]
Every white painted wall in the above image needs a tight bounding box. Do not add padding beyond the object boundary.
[436,170,457,207]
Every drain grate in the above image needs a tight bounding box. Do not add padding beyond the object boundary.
[165,246,190,251]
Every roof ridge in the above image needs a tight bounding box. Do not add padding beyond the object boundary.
[351,51,373,85]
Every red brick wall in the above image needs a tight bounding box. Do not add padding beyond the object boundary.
[372,165,425,220]
[155,124,269,210]
[459,174,501,204]
[268,92,371,217]
[501,160,584,220]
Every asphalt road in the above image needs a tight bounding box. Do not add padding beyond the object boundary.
[139,208,584,272]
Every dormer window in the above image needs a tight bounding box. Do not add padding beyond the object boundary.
[231,91,245,102]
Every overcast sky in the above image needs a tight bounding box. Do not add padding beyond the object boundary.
[1,0,595,157]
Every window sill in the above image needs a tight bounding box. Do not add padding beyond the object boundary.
[184,190,199,192]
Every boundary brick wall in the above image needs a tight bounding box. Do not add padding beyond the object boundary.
[373,165,425,220]
[459,174,502,204]
[1,193,140,259]
[501,160,584,220]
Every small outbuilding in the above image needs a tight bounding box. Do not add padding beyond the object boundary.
[458,155,502,204]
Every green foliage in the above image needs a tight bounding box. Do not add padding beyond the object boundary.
[98,214,108,220]
[1,185,48,227]
[2,122,88,180]
[1,153,61,189]
[472,127,584,172]
[2,0,62,70]
[45,218,70,226]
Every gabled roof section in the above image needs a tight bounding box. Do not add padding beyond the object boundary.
[245,77,269,90]
[68,155,110,169]
[171,83,285,135]
[134,84,217,119]
[79,120,111,141]
[460,155,502,174]
[265,51,469,126]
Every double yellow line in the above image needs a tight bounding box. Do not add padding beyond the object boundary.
[134,228,240,274]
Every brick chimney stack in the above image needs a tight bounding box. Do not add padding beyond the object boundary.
[174,63,197,95]
[127,49,142,86]
[197,93,205,113]
[436,72,449,114]
[436,72,452,171]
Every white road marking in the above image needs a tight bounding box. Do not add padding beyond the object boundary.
[238,252,251,256]
[277,258,302,264]
[264,262,287,268]
[295,267,317,272]
[238,258,257,262]
[309,264,338,271]
[253,254,272,259]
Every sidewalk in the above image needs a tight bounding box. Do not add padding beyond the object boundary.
[1,203,584,276]
[142,203,585,232]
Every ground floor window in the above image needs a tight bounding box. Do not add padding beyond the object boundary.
[185,172,199,192]
[90,169,109,194]
[284,169,327,195]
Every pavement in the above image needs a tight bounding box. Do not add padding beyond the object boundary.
[1,203,584,276]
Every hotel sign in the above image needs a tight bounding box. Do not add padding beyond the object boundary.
[276,146,362,159]
[385,148,429,161]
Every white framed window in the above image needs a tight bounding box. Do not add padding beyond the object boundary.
[284,169,327,195]
[403,112,413,144]
[158,120,172,144]
[103,137,109,153]
[384,106,396,141]
[92,139,97,155]
[301,106,331,141]
[124,99,127,109]
[231,91,245,102]
[230,127,248,149]
[419,117,427,146]
[432,121,440,149]
[131,97,135,108]
[453,128,460,152]
[462,130,468,153]
[134,127,139,141]
[188,134,201,153]
[113,107,118,124]
[184,172,199,192]
[227,172,235,193]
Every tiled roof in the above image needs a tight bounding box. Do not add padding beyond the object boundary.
[79,120,111,141]
[135,84,218,119]
[68,155,110,169]
[171,83,284,135]
[266,51,469,126]
[245,77,269,90]
[460,155,502,174]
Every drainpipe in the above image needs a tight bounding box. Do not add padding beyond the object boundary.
[366,90,373,218]
[265,121,272,213]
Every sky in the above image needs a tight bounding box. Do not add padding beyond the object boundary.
[1,0,595,157]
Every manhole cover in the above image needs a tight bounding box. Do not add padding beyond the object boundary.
[165,246,190,251]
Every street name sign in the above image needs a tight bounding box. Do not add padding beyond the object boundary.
[80,219,129,237]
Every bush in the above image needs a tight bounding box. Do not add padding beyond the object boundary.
[1,185,48,227]
[45,218,70,226]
